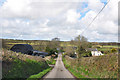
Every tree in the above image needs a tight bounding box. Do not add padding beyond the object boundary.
[70,39,75,45]
[45,45,58,56]
[65,46,74,57]
[52,37,60,41]
[74,35,88,58]
[2,39,7,49]
[51,37,60,49]
[45,38,60,56]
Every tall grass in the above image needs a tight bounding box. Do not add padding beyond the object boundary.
[2,49,50,78]
[63,53,118,78]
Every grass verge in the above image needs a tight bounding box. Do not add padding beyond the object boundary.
[46,58,56,65]
[62,53,118,78]
[62,56,86,78]
[27,68,52,80]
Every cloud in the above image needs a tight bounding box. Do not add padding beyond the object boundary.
[80,0,118,42]
[87,0,105,12]
[66,9,81,23]
[0,0,118,42]
[0,0,81,19]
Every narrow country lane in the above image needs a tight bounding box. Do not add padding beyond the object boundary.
[44,53,75,79]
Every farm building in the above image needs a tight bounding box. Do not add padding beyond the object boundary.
[10,44,48,57]
[32,50,48,58]
[86,48,104,56]
[10,44,33,54]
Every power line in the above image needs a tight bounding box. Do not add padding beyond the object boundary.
[80,0,110,36]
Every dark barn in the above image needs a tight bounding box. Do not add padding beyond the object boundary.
[10,44,48,58]
[10,44,33,55]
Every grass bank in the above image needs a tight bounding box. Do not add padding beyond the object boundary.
[46,58,56,65]
[62,53,118,78]
[27,67,52,80]
[2,49,50,78]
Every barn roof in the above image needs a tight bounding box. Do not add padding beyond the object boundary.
[10,44,33,54]
[10,44,48,56]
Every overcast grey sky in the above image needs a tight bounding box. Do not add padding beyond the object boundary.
[0,0,118,42]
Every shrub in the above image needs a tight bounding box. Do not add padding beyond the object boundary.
[104,50,110,54]
[111,48,117,53]
[70,53,76,58]
[89,52,92,56]
[101,51,104,53]
[46,48,58,56]
[46,58,56,65]
[82,51,92,57]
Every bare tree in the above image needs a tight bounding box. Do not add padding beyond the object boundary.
[74,35,88,58]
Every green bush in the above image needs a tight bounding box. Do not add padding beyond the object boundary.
[46,58,56,65]
[111,48,117,53]
[69,53,76,58]
[46,47,58,56]
[89,52,92,56]
[103,50,110,54]
[82,51,92,57]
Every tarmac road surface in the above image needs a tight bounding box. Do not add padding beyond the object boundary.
[44,53,75,79]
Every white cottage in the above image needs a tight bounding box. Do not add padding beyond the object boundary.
[86,48,104,56]
[91,51,104,56]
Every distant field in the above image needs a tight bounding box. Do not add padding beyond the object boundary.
[6,42,27,44]
[102,45,119,48]
[2,39,119,52]
[92,44,119,53]
[60,43,74,47]
[6,42,42,46]
[97,48,111,51]
[60,42,72,47]
[2,39,49,51]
